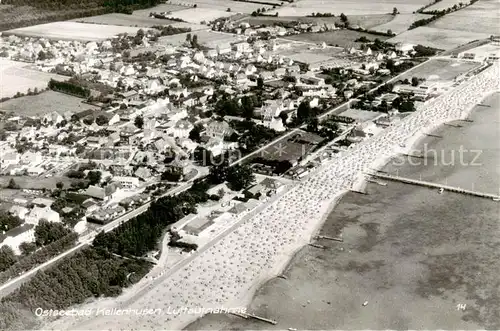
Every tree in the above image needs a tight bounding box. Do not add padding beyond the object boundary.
[134,115,144,129]
[340,13,348,23]
[192,34,198,46]
[35,220,71,246]
[278,111,288,126]
[19,242,37,256]
[95,114,109,126]
[257,77,264,89]
[392,7,399,15]
[297,100,312,124]
[7,178,19,189]
[227,164,255,191]
[185,33,192,43]
[161,169,182,182]
[0,246,17,272]
[387,29,393,36]
[189,124,202,143]
[226,7,231,12]
[411,77,420,87]
[208,160,230,184]
[217,188,225,198]
[86,171,102,186]
[56,181,64,190]
[306,117,319,132]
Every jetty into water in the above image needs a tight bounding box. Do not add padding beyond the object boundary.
[367,172,500,201]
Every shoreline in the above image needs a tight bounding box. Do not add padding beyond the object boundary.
[44,63,500,331]
[185,73,500,329]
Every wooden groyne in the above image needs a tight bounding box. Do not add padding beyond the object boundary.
[444,123,463,128]
[368,173,500,200]
[230,312,278,325]
[316,235,343,242]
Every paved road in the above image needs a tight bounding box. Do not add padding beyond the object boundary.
[231,58,431,167]
[0,57,432,298]
[0,182,193,298]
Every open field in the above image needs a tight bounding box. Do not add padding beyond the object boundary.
[0,59,66,99]
[71,13,177,27]
[165,7,234,24]
[238,14,393,29]
[4,21,142,41]
[372,13,432,34]
[157,30,242,48]
[0,90,98,117]
[0,175,76,190]
[268,0,429,16]
[388,26,491,51]
[396,58,482,82]
[285,30,390,48]
[429,0,500,35]
[167,0,274,14]
[132,3,187,17]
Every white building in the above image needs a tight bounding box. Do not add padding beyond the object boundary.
[111,176,140,189]
[0,224,36,255]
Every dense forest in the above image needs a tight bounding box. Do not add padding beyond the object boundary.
[2,0,161,12]
[0,247,152,330]
[0,0,161,31]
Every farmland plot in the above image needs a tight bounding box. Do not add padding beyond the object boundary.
[166,7,234,24]
[0,59,66,99]
[4,21,142,41]
[71,13,177,27]
[168,0,274,13]
[425,0,466,11]
[285,29,390,48]
[0,90,98,117]
[133,3,187,17]
[157,30,243,48]
[429,0,500,35]
[268,0,429,16]
[372,13,432,34]
[388,26,490,50]
[240,14,393,29]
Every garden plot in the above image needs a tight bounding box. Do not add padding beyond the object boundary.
[388,26,490,51]
[429,0,500,35]
[268,0,429,16]
[0,59,66,99]
[0,90,98,117]
[4,21,141,41]
[166,7,234,24]
[168,0,274,13]
[71,13,176,27]
[372,13,432,34]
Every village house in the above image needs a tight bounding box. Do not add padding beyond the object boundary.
[205,120,233,139]
[0,224,35,255]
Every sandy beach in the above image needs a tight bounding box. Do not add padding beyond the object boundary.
[45,62,500,330]
[189,91,500,330]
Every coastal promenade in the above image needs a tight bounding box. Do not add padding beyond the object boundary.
[49,62,500,331]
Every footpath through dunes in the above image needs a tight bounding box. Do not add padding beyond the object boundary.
[47,62,500,331]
